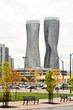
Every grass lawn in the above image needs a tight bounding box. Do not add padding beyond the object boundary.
[13,92,73,101]
[1,92,73,101]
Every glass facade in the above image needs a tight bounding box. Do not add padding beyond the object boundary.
[0,47,2,63]
[0,47,2,77]
[44,17,59,69]
[25,20,40,68]
[5,47,9,62]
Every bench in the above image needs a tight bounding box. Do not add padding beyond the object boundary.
[23,96,39,105]
[60,95,71,102]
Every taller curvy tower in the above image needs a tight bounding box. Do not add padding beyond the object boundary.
[44,17,60,69]
[25,20,40,68]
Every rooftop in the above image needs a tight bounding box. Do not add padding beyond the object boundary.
[26,20,40,24]
[45,17,59,20]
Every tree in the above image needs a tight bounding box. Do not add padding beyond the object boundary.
[34,71,40,83]
[44,70,56,103]
[0,62,12,107]
[0,62,22,107]
[24,69,40,92]
[9,69,22,100]
[33,71,40,89]
[68,76,73,92]
[24,69,34,92]
[53,69,61,83]
[53,69,62,93]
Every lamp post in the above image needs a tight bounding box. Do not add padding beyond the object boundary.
[70,53,73,93]
[22,56,27,76]
[58,57,64,72]
[22,57,27,69]
[56,57,64,74]
[56,56,64,90]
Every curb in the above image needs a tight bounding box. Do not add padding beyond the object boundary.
[17,103,73,110]
[5,101,73,110]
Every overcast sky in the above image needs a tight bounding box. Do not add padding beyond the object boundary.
[0,0,73,71]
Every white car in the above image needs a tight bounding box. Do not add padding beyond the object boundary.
[55,83,63,89]
[0,85,2,88]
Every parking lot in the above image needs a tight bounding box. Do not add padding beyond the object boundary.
[0,82,72,94]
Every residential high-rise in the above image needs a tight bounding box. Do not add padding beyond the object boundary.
[44,17,60,69]
[0,44,5,64]
[9,56,14,68]
[11,58,14,68]
[0,44,14,69]
[5,47,9,62]
[25,20,40,68]
[0,44,5,77]
[9,55,11,67]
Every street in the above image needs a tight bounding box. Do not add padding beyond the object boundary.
[9,88,72,94]
[28,105,73,110]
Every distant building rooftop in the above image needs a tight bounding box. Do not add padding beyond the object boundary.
[45,17,59,20]
[26,20,40,24]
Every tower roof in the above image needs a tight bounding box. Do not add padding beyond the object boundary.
[45,17,59,20]
[26,20,40,24]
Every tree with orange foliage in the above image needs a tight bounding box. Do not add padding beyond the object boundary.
[53,69,61,93]
[9,69,22,100]
[53,69,62,84]
[24,69,34,92]
[24,69,40,92]
[9,69,22,88]
[0,62,22,106]
[34,71,40,89]
[34,71,40,83]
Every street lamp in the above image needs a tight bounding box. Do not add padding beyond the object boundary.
[58,57,64,70]
[56,57,64,72]
[56,56,64,90]
[22,56,27,77]
[22,56,27,69]
[70,53,73,93]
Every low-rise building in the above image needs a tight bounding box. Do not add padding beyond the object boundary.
[16,68,67,81]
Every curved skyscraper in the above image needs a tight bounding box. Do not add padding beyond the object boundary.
[44,17,60,69]
[25,20,40,68]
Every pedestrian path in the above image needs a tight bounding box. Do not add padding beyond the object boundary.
[0,98,73,110]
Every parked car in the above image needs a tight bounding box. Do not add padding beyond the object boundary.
[55,83,63,89]
[26,85,36,89]
[19,84,25,88]
[55,83,69,90]
[13,86,20,89]
[0,85,2,88]
[60,83,69,89]
[41,84,47,89]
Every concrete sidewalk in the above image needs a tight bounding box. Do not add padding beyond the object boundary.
[0,98,73,110]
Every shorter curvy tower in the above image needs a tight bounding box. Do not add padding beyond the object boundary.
[25,20,40,68]
[44,17,60,69]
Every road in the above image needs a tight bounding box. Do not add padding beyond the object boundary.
[28,105,73,110]
[9,88,72,94]
[0,87,72,93]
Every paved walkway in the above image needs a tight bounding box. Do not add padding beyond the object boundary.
[0,98,73,110]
